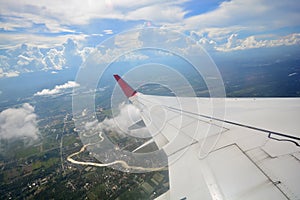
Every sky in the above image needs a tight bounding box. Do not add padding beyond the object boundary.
[0,0,299,78]
[0,0,299,154]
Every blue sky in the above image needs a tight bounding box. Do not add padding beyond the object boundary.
[0,0,299,142]
[0,0,299,77]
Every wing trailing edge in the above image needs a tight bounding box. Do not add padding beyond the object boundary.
[113,74,137,98]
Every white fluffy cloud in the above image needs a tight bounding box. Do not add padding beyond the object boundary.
[0,103,39,140]
[0,38,86,77]
[91,103,150,138]
[34,81,80,96]
[43,48,65,70]
[216,33,300,51]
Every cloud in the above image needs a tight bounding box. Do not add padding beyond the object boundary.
[90,103,150,138]
[103,29,113,35]
[34,81,80,96]
[0,33,87,49]
[0,103,39,140]
[122,52,149,61]
[184,0,300,31]
[216,33,300,51]
[83,31,147,64]
[0,0,299,76]
[0,0,299,42]
[125,4,187,23]
[0,66,20,77]
[6,71,20,77]
[114,31,142,49]
[288,73,297,77]
[0,38,87,77]
[43,48,65,70]
[178,0,300,53]
[0,43,47,76]
[0,0,187,33]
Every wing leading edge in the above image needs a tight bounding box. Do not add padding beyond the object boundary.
[114,75,300,200]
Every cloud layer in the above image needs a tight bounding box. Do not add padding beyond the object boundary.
[0,103,39,140]
[1,0,298,32]
[0,0,187,31]
[1,0,299,47]
[0,0,299,78]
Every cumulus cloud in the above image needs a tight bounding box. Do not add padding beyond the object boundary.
[34,81,80,96]
[84,31,148,64]
[0,38,87,77]
[180,0,300,52]
[0,44,46,76]
[43,48,65,70]
[0,103,39,140]
[216,33,300,51]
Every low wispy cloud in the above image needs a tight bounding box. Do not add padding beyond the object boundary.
[87,103,150,138]
[0,71,20,78]
[288,72,297,77]
[34,81,80,96]
[0,103,39,140]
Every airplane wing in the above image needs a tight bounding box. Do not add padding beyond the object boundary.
[113,74,300,200]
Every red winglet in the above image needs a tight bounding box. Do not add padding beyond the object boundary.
[113,74,137,98]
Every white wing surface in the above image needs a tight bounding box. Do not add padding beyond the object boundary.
[114,75,300,200]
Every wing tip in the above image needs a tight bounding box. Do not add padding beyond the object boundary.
[113,74,121,81]
[113,74,137,98]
